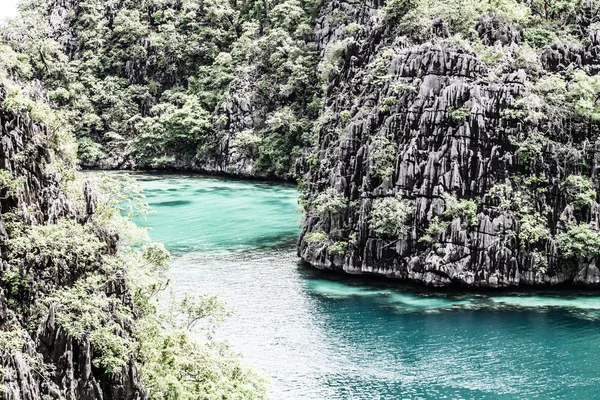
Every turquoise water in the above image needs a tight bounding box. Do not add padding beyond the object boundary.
[135,173,600,400]
[133,173,300,254]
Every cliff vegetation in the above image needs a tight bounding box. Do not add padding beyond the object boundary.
[0,39,265,400]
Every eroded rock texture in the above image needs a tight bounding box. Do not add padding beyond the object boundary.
[299,1,600,287]
[0,83,145,399]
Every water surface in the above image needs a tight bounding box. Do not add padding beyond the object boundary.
[135,173,600,400]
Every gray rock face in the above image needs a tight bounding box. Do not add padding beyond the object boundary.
[298,1,600,288]
[0,83,145,399]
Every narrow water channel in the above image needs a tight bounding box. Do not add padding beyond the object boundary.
[135,173,600,399]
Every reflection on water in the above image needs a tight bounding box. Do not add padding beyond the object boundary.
[134,173,600,400]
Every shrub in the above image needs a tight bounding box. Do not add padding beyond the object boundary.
[46,275,133,372]
[305,230,329,243]
[232,129,262,151]
[370,194,412,237]
[569,71,600,122]
[319,40,348,81]
[345,23,362,36]
[49,87,70,102]
[557,223,600,262]
[390,82,418,95]
[0,326,46,382]
[380,97,398,113]
[511,131,546,168]
[382,0,418,21]
[365,47,395,84]
[313,188,347,216]
[420,194,478,244]
[369,135,397,180]
[420,217,451,245]
[442,193,478,226]
[447,107,470,123]
[0,169,22,197]
[519,213,548,244]
[3,87,55,125]
[327,10,352,26]
[328,241,348,255]
[524,27,555,48]
[78,136,108,164]
[340,110,351,126]
[561,175,596,211]
[7,219,104,271]
[531,250,548,274]
[136,292,266,399]
[397,0,530,41]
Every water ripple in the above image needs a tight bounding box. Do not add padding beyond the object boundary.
[131,173,600,400]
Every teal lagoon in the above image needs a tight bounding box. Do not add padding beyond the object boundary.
[133,173,600,400]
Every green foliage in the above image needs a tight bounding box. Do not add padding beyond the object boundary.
[3,0,318,176]
[232,130,262,153]
[365,47,395,85]
[390,82,418,95]
[479,47,505,67]
[561,175,596,211]
[46,275,133,372]
[6,219,104,271]
[305,230,329,244]
[396,0,531,41]
[91,172,152,219]
[369,135,397,180]
[383,0,420,21]
[327,10,352,26]
[328,241,348,255]
[78,136,107,164]
[370,194,412,237]
[528,0,581,20]
[0,21,268,395]
[0,326,47,385]
[485,182,551,268]
[380,97,398,113]
[442,193,478,226]
[420,217,450,245]
[345,23,362,36]
[2,87,55,125]
[135,90,213,164]
[313,188,347,216]
[569,71,600,121]
[255,107,311,177]
[0,169,21,197]
[511,131,546,168]
[319,40,348,81]
[135,289,266,399]
[557,223,600,262]
[0,41,32,80]
[518,213,548,244]
[530,250,548,274]
[420,193,478,244]
[447,107,470,123]
[524,27,555,48]
[340,110,351,126]
[137,322,266,400]
[504,73,577,169]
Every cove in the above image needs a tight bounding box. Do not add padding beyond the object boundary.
[134,173,600,399]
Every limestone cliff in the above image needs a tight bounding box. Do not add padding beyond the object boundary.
[0,80,145,398]
[298,0,600,287]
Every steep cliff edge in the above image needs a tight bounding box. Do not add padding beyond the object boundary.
[0,76,145,397]
[0,42,266,397]
[299,0,600,287]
